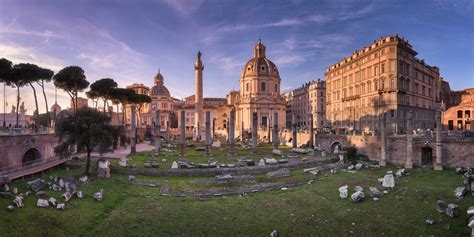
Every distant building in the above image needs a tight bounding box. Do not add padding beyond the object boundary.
[124,83,150,127]
[1,102,27,127]
[70,97,88,110]
[442,88,474,132]
[145,71,175,128]
[235,40,286,131]
[283,79,327,129]
[325,34,442,134]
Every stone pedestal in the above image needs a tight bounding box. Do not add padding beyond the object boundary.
[292,114,297,149]
[405,111,413,169]
[130,105,137,154]
[205,111,212,156]
[251,112,258,154]
[228,109,236,156]
[154,110,161,155]
[179,110,186,157]
[272,112,279,149]
[97,159,110,179]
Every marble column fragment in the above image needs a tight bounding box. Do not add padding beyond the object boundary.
[405,111,413,169]
[252,112,258,154]
[154,110,161,155]
[130,105,136,154]
[179,110,186,157]
[292,114,297,149]
[228,109,236,156]
[273,112,279,149]
[380,112,387,167]
[434,110,443,171]
[205,111,211,156]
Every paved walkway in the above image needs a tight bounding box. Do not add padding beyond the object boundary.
[90,143,155,159]
[5,158,70,180]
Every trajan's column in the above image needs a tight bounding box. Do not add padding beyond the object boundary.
[194,51,205,140]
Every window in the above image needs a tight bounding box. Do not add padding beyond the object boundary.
[261,82,266,91]
[381,63,385,73]
[374,80,378,90]
[457,110,463,118]
[422,86,425,96]
[466,110,471,119]
[457,120,463,130]
[367,81,371,92]
[390,79,395,90]
[275,84,278,92]
[381,79,385,89]
[246,83,249,92]
[367,66,371,78]
[414,83,419,93]
[374,66,378,76]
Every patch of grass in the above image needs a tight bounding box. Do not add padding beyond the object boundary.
[0,146,472,236]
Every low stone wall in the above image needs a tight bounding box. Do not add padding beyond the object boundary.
[111,157,338,177]
[0,134,58,170]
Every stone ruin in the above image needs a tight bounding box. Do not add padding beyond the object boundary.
[97,159,111,178]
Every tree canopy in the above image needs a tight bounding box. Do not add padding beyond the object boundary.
[54,107,115,174]
[53,66,89,113]
[87,78,118,112]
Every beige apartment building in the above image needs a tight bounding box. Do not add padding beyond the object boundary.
[283,79,327,129]
[325,34,442,134]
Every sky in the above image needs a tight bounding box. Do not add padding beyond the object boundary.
[0,0,473,115]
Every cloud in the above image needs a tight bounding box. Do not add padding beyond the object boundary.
[208,56,242,72]
[0,41,65,71]
[162,0,205,15]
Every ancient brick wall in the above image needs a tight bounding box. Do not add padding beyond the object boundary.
[0,134,58,170]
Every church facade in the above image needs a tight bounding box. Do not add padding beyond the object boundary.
[235,40,286,132]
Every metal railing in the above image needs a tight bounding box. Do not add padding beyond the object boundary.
[0,156,70,175]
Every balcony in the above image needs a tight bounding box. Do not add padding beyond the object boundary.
[341,95,360,102]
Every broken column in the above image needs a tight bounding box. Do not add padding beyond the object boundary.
[228,109,236,156]
[292,114,297,149]
[179,110,186,157]
[434,109,443,170]
[252,112,258,154]
[273,112,279,149]
[405,111,413,169]
[154,110,161,155]
[130,105,137,154]
[205,111,212,156]
[309,114,314,149]
[241,121,245,141]
[97,159,110,179]
[380,112,387,167]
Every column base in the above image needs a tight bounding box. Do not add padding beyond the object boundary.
[405,162,413,169]
[434,164,443,171]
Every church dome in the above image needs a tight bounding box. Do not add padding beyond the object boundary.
[241,40,280,79]
[151,70,171,97]
[50,103,62,114]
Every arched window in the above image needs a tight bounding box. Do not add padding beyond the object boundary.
[246,83,249,92]
[261,82,266,92]
[381,79,385,89]
[374,80,378,90]
[367,81,371,92]
[390,79,395,90]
